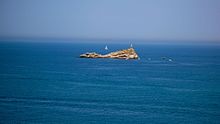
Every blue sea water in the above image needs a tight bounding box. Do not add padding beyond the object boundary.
[0,41,220,124]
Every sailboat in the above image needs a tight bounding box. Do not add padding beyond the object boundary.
[130,43,133,48]
[105,45,108,50]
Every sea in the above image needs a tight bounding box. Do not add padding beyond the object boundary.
[0,41,220,124]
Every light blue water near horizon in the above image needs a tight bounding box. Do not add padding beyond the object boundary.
[0,41,220,123]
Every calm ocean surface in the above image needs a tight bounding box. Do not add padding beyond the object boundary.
[0,42,220,124]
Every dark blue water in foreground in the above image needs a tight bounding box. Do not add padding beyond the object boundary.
[0,42,220,124]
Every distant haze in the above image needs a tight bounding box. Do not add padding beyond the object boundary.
[0,0,220,43]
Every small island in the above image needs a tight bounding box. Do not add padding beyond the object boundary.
[80,48,139,59]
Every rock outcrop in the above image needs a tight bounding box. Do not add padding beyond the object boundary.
[80,48,139,59]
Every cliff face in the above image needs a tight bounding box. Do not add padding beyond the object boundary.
[80,48,139,59]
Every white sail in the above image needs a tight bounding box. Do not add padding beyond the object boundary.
[130,43,133,48]
[105,45,108,50]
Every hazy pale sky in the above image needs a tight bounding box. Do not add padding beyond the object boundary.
[0,0,220,42]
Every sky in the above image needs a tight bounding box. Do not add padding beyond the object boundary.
[0,0,220,43]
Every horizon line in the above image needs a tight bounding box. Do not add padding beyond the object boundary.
[0,37,220,45]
